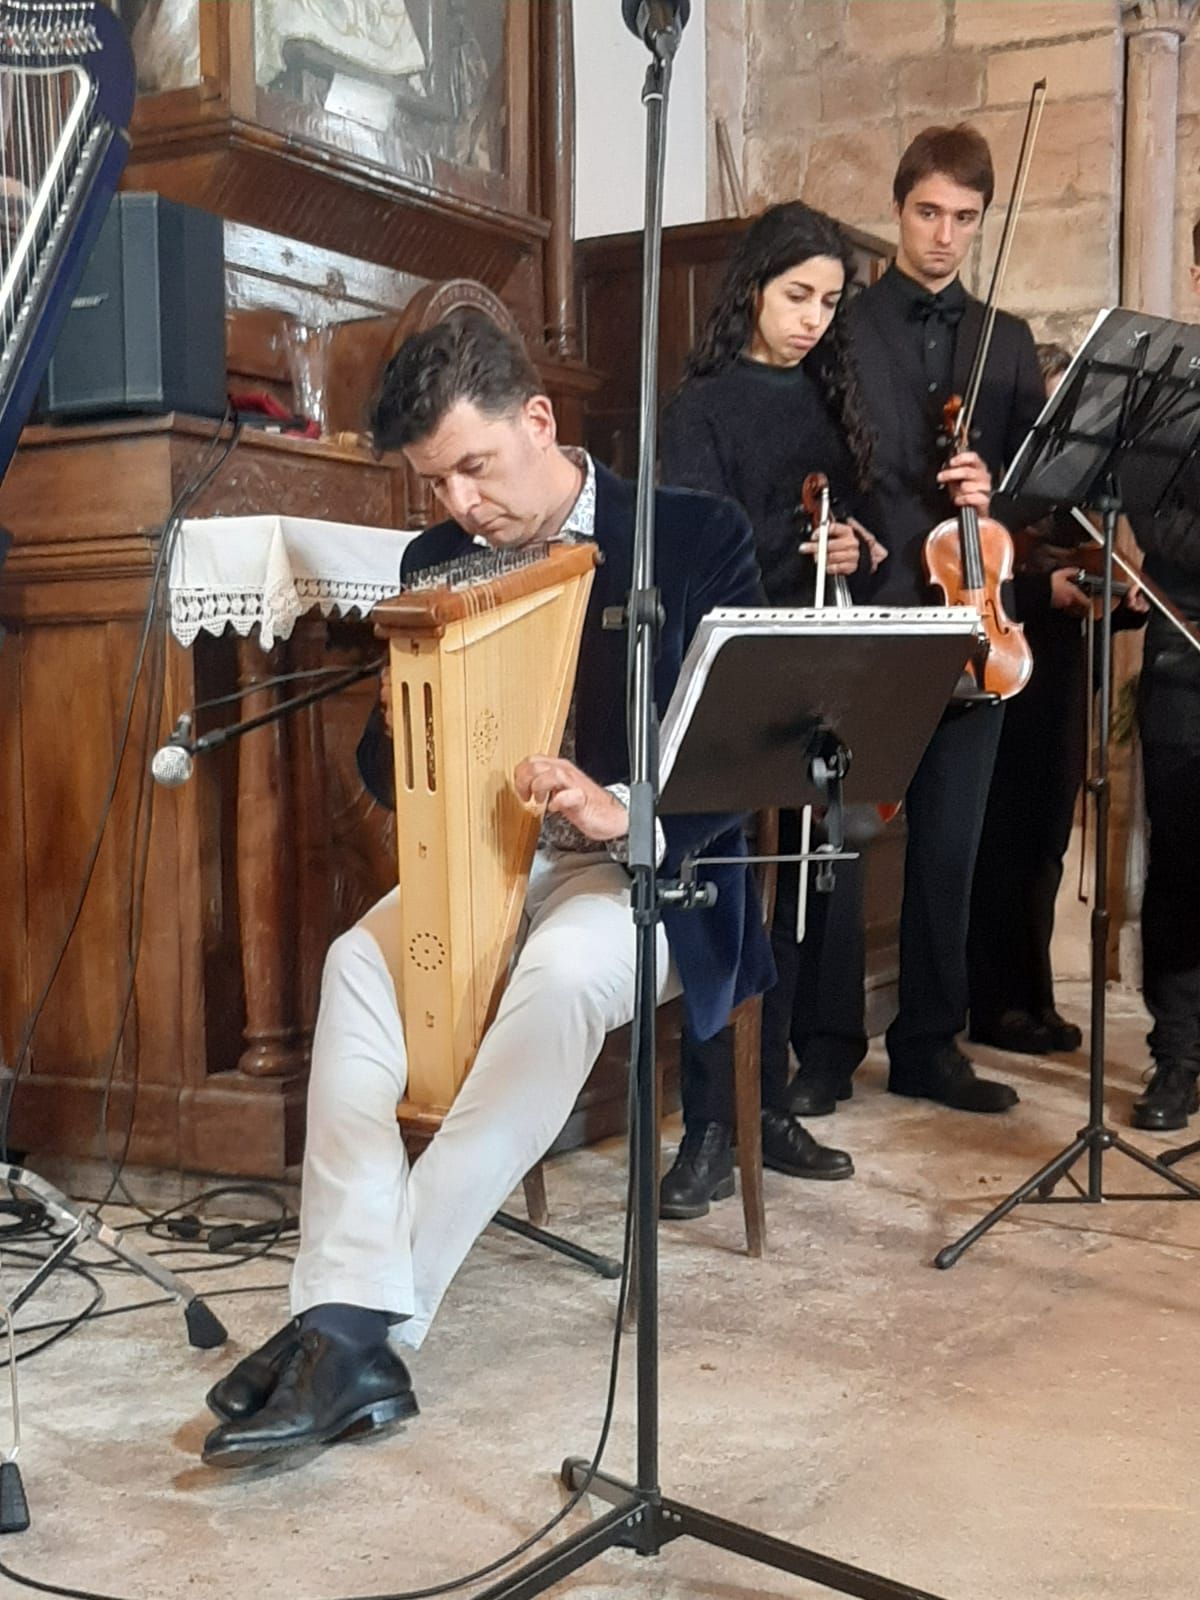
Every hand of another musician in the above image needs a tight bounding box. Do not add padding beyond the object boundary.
[1050,568,1092,616]
[380,665,393,736]
[799,520,860,576]
[515,756,631,842]
[938,450,991,513]
[847,517,888,572]
[1123,583,1150,615]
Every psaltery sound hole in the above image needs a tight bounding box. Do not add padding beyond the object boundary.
[472,709,499,763]
[408,933,447,972]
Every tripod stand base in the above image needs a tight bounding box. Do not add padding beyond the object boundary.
[461,1457,946,1600]
[491,1210,622,1280]
[0,1461,30,1535]
[1159,1136,1200,1168]
[2,1166,228,1348]
[936,1123,1200,1269]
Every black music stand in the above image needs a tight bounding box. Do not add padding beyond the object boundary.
[937,307,1200,1271]
[476,610,971,1600]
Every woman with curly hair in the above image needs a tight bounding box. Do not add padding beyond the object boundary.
[658,201,880,1220]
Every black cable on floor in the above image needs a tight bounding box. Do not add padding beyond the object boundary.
[0,1134,640,1600]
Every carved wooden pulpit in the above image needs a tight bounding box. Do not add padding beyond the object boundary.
[0,0,601,1177]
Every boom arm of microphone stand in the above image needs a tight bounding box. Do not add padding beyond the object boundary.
[191,661,381,756]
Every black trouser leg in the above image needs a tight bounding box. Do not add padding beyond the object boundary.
[1141,736,1200,1068]
[679,1023,736,1130]
[968,631,1085,1028]
[760,809,867,1109]
[887,703,1003,1068]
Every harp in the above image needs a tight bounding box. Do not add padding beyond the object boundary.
[0,1,135,478]
[372,541,600,1128]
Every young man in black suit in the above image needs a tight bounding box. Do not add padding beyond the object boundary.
[200,309,777,1468]
[792,124,1044,1117]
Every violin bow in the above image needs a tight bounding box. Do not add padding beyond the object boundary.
[959,79,1048,442]
[1067,505,1200,657]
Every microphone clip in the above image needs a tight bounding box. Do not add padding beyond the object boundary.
[622,0,690,58]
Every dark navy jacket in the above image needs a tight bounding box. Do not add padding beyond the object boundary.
[358,460,776,1040]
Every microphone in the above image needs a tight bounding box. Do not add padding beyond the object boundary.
[151,715,195,788]
[621,0,690,52]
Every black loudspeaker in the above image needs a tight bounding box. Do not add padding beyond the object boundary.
[40,192,226,422]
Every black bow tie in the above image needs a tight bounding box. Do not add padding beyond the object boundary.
[909,287,966,327]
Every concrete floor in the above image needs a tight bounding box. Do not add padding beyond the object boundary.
[3,979,1199,1600]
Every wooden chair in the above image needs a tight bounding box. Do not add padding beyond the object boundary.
[398,810,779,1266]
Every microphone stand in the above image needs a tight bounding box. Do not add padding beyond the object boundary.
[464,15,945,1600]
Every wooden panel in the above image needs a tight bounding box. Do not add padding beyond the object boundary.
[0,634,27,1066]
[123,141,547,295]
[0,416,409,1173]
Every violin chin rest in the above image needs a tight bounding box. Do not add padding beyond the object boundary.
[949,672,1001,708]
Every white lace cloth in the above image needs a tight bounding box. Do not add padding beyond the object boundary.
[169,515,418,649]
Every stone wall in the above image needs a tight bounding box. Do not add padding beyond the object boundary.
[704,0,1196,986]
[708,0,1126,348]
[1177,25,1200,310]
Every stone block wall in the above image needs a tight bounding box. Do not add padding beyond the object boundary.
[708,0,1125,348]
[1176,27,1200,311]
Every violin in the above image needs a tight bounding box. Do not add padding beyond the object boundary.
[923,80,1047,703]
[800,471,852,609]
[1064,504,1200,651]
[924,394,1033,699]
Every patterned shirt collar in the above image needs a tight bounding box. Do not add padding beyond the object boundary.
[558,447,597,542]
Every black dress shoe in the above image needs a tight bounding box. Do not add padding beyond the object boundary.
[206,1318,301,1422]
[760,1107,853,1180]
[889,1046,1019,1114]
[1131,1063,1200,1132]
[1038,1009,1083,1053]
[969,1010,1056,1056]
[786,1067,854,1119]
[659,1122,734,1220]
[202,1329,418,1467]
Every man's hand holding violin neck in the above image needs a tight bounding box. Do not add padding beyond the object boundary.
[938,449,992,513]
[1050,567,1093,616]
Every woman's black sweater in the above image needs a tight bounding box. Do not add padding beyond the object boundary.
[660,356,865,605]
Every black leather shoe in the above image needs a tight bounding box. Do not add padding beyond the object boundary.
[206,1318,301,1422]
[202,1329,418,1467]
[1038,1009,1083,1053]
[786,1067,854,1118]
[969,1010,1056,1056]
[889,1046,1019,1113]
[761,1107,853,1180]
[1131,1064,1200,1132]
[659,1122,734,1220]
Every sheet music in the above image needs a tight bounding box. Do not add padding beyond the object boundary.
[658,605,980,793]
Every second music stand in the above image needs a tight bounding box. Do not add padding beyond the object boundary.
[938,307,1200,1270]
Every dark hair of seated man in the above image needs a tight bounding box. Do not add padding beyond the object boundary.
[373,307,541,454]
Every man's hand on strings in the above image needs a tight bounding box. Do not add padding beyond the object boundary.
[515,756,629,842]
[800,519,860,576]
[938,450,991,512]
